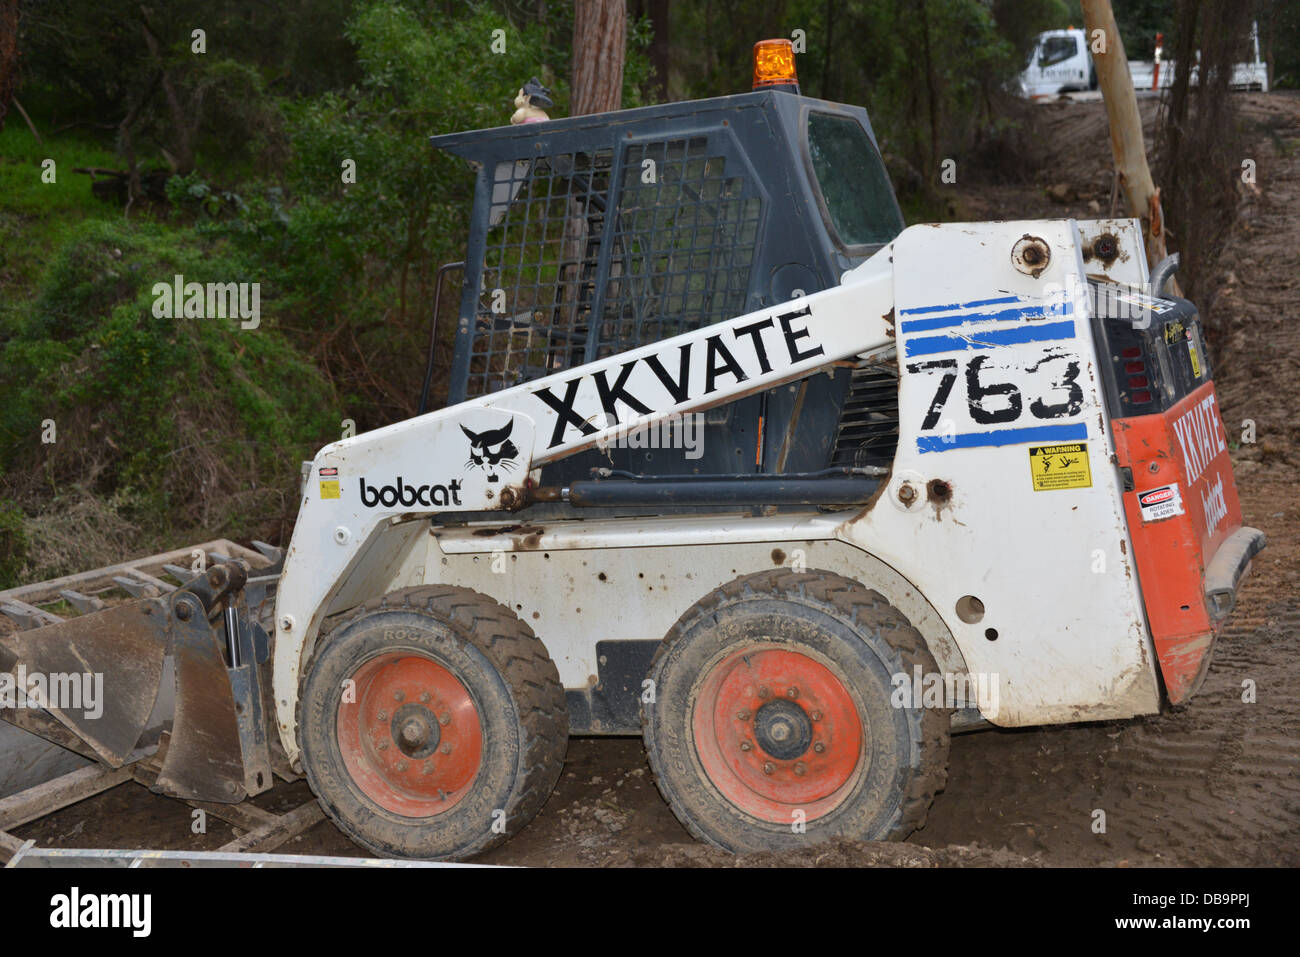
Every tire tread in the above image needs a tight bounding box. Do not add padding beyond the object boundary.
[301,585,567,858]
[646,568,950,844]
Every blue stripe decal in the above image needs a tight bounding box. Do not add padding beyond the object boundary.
[899,295,1022,316]
[904,320,1076,358]
[900,301,1073,333]
[916,422,1088,454]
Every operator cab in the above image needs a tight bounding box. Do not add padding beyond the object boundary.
[428,46,904,495]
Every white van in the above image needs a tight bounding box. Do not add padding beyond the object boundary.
[1020,24,1269,99]
[1020,28,1096,98]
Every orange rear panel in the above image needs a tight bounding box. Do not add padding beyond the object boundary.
[1112,381,1243,703]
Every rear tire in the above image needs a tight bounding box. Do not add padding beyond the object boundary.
[642,569,949,853]
[298,586,567,860]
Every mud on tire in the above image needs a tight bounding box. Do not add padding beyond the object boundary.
[642,569,949,854]
[298,586,568,860]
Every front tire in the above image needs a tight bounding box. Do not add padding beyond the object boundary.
[642,569,949,853]
[298,586,567,860]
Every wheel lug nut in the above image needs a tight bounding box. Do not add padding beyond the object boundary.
[811,711,822,721]
[396,760,409,772]
[758,686,770,699]
[377,741,389,751]
[439,712,451,725]
[787,686,799,699]
[737,709,751,721]
[420,692,431,703]
[739,741,752,752]
[763,762,775,775]
[813,742,825,753]
[440,743,452,755]
[794,762,807,776]
[377,709,388,721]
[393,690,405,702]
[421,762,434,775]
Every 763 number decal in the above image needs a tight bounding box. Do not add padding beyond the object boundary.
[906,350,1087,450]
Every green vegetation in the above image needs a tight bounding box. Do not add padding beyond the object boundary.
[0,206,340,583]
[0,125,120,318]
[1,0,1292,584]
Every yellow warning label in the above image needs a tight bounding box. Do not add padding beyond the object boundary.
[1188,341,1201,378]
[319,480,340,499]
[1029,442,1092,491]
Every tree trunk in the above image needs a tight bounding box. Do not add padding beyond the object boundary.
[572,0,626,116]
[139,12,195,175]
[1081,0,1175,286]
[919,0,940,183]
[1263,12,1275,93]
[1165,0,1199,162]
[0,0,18,132]
[646,0,669,101]
[821,0,835,101]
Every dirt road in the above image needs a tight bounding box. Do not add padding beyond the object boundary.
[13,95,1300,868]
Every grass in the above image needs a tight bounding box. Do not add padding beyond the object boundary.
[0,121,124,215]
[0,123,124,327]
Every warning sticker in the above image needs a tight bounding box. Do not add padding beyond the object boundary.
[1029,442,1092,491]
[1188,341,1202,378]
[1137,483,1184,523]
[319,467,340,500]
[1114,291,1176,314]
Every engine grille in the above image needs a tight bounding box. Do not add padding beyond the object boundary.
[828,359,899,470]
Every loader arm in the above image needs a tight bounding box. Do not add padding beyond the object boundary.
[270,246,895,765]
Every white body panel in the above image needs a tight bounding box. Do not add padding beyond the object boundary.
[429,527,967,707]
[843,220,1159,726]
[272,220,1162,766]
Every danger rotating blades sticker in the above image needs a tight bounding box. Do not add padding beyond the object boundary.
[1137,483,1185,523]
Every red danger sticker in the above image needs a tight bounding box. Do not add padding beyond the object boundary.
[1137,483,1184,523]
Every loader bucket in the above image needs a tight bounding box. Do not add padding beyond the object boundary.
[0,540,280,804]
[0,599,168,765]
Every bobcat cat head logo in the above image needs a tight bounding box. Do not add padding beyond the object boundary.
[461,419,519,483]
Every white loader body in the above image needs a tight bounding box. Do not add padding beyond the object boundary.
[272,219,1160,767]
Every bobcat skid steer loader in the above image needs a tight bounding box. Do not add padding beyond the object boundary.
[0,42,1264,860]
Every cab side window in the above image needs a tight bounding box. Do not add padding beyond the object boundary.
[806,112,902,250]
[1039,36,1078,67]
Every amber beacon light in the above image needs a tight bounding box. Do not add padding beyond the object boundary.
[752,38,799,92]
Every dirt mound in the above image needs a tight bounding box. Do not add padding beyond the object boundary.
[1203,93,1300,468]
[631,839,1039,868]
[917,484,1300,867]
[950,96,1160,224]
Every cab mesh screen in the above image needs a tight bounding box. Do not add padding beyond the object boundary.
[465,136,761,397]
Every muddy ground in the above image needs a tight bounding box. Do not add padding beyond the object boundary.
[13,94,1300,868]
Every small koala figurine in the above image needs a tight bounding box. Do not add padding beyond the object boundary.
[510,76,554,125]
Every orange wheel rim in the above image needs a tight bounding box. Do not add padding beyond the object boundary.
[692,646,864,823]
[337,653,483,817]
